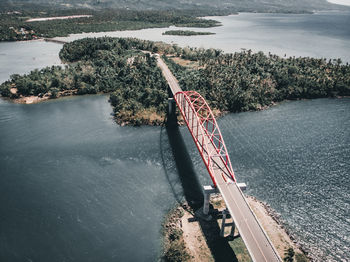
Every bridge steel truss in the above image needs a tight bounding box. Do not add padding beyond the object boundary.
[173,90,235,187]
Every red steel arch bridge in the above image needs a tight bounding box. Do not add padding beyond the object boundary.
[157,56,281,262]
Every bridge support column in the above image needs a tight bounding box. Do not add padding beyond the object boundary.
[167,98,177,126]
[230,219,236,237]
[195,185,218,221]
[220,209,228,237]
[168,98,176,115]
[203,185,218,215]
[220,209,235,238]
[199,184,245,236]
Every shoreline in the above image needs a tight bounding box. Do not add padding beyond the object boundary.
[162,195,310,261]
[3,93,348,127]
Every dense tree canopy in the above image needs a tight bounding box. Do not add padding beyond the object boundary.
[0,8,220,41]
[163,49,350,112]
[1,37,169,125]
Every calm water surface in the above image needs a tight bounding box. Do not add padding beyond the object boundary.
[0,11,350,261]
[0,96,178,261]
[218,99,350,261]
[0,41,62,83]
[55,11,350,62]
[0,95,349,261]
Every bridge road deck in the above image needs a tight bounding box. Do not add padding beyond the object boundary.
[156,56,182,95]
[157,56,281,262]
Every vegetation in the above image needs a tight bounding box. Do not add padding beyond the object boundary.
[162,49,350,113]
[163,30,215,36]
[283,247,295,262]
[162,206,190,262]
[0,37,171,125]
[0,8,220,41]
[1,0,347,42]
[282,247,309,262]
[1,37,349,125]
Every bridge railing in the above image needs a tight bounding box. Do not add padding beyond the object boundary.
[173,91,235,187]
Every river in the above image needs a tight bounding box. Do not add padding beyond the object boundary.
[0,12,349,261]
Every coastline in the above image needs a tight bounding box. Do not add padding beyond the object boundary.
[3,93,348,128]
[162,195,310,261]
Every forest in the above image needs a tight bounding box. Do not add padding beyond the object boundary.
[1,37,349,125]
[163,50,350,112]
[0,8,220,41]
[1,37,171,125]
[2,0,348,42]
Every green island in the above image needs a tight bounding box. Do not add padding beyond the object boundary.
[162,30,215,36]
[1,37,349,126]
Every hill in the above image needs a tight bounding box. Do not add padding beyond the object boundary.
[1,0,347,13]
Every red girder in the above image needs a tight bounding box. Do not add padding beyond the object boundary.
[173,91,236,187]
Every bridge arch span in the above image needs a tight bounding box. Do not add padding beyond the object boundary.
[174,90,235,187]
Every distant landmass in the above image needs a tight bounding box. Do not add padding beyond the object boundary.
[1,0,348,13]
[1,0,349,42]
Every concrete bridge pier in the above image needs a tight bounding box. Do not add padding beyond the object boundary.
[220,209,236,238]
[195,185,217,221]
[203,185,218,215]
[167,87,177,126]
[167,98,177,126]
[201,183,247,238]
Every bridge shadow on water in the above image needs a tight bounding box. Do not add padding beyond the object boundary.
[160,118,238,262]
